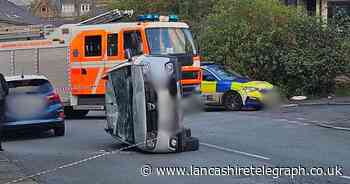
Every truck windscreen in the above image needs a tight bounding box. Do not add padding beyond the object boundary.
[146,28,197,55]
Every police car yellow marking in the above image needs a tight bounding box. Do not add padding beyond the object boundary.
[201,81,217,93]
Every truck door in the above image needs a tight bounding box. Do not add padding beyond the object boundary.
[122,30,145,57]
[70,30,106,95]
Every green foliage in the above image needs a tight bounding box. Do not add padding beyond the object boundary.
[201,0,350,97]
[109,0,215,39]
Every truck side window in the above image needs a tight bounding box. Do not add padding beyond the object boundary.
[124,31,143,57]
[107,33,118,56]
[85,35,102,57]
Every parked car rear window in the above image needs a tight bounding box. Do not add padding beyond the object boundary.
[7,79,53,94]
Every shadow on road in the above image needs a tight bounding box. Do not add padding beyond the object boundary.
[3,130,56,142]
[103,141,139,153]
[204,106,260,112]
[65,115,106,120]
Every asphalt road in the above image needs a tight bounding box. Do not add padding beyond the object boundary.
[3,106,350,184]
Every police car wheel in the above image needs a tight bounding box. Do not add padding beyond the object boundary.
[223,91,243,111]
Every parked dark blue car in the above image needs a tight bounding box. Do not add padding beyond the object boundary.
[4,75,65,136]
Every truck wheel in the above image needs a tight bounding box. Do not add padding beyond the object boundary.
[64,107,89,119]
[54,124,65,136]
[223,91,243,111]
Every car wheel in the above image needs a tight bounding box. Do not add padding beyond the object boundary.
[54,124,65,136]
[223,91,243,111]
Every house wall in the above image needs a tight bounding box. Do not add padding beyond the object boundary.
[32,0,99,20]
[32,0,59,19]
[282,0,350,22]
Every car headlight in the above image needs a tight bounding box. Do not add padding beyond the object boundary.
[244,87,259,92]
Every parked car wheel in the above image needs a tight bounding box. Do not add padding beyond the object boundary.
[54,124,65,136]
[223,91,243,111]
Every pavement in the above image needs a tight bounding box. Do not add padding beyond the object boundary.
[0,107,350,184]
[288,96,350,106]
[0,152,38,184]
[285,96,350,130]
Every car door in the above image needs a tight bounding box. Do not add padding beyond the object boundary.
[201,69,217,93]
[200,69,219,104]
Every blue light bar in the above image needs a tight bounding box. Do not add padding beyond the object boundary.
[137,14,178,22]
[169,15,179,22]
[145,14,153,21]
[137,14,160,22]
[153,13,160,21]
[137,15,146,21]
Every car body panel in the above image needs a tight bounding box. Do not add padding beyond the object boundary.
[200,64,274,109]
[4,75,65,131]
[4,118,63,127]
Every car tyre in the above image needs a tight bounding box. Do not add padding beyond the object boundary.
[54,123,65,136]
[223,91,243,111]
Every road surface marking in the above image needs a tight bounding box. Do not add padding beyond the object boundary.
[4,139,157,184]
[340,175,350,180]
[200,142,270,160]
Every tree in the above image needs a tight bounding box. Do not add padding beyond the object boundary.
[200,0,350,96]
[109,0,215,39]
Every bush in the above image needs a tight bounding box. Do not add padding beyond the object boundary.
[201,0,350,97]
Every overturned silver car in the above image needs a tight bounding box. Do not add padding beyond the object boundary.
[104,56,199,153]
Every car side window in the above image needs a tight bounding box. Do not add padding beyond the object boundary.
[203,70,216,81]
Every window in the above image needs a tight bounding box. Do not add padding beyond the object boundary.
[85,35,102,57]
[328,2,350,19]
[8,79,53,94]
[81,4,90,13]
[41,7,47,12]
[110,66,134,142]
[182,71,199,80]
[62,4,75,13]
[124,31,143,57]
[108,34,118,56]
[202,70,216,81]
[146,28,197,55]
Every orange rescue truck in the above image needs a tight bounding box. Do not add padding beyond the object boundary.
[0,10,202,117]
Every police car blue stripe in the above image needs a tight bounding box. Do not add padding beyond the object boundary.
[217,81,232,93]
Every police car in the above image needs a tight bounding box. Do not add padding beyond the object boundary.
[200,62,275,111]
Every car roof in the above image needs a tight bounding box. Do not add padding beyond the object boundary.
[5,75,49,82]
[201,61,218,67]
[201,61,220,68]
